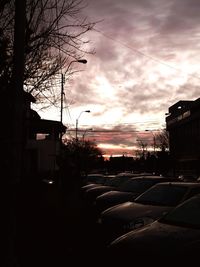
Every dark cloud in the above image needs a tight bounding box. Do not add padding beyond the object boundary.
[160,0,200,33]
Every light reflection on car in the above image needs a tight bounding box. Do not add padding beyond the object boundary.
[108,193,200,262]
[99,182,200,243]
[82,173,140,204]
[80,174,115,192]
[94,176,176,215]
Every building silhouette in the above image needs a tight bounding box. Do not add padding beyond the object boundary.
[23,92,66,182]
[166,98,200,177]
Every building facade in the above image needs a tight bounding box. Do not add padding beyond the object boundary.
[166,98,200,177]
[23,92,66,181]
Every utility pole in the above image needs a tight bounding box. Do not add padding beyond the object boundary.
[11,0,27,183]
[5,1,26,266]
[60,73,64,124]
[153,135,156,154]
[60,59,87,124]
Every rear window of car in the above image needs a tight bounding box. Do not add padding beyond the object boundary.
[185,187,200,200]
[119,179,156,193]
[104,176,130,187]
[134,184,188,206]
[159,194,200,228]
[86,174,105,184]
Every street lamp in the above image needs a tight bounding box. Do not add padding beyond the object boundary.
[82,128,93,141]
[75,110,90,141]
[60,59,87,124]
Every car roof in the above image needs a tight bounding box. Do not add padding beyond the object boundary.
[129,176,174,180]
[153,181,200,187]
[87,173,104,177]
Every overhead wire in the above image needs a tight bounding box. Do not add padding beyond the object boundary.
[55,0,74,126]
[61,24,191,131]
[93,28,200,81]
[64,26,198,130]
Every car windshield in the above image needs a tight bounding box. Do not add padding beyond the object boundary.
[104,176,130,187]
[159,194,200,228]
[134,184,188,206]
[119,179,156,193]
[86,174,106,184]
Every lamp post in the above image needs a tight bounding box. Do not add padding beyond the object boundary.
[58,59,87,188]
[75,110,91,141]
[82,128,93,141]
[60,59,87,124]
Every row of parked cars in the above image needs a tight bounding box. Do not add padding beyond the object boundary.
[80,172,200,262]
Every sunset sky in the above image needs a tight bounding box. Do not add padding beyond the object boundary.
[35,0,200,157]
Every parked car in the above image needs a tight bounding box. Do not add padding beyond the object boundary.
[108,193,200,263]
[82,173,141,204]
[81,173,107,186]
[94,176,176,215]
[80,174,116,196]
[178,174,198,182]
[98,182,200,243]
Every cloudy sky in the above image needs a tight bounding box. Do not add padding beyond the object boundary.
[36,0,200,157]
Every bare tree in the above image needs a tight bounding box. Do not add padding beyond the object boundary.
[0,0,96,108]
[154,129,169,152]
[136,139,148,158]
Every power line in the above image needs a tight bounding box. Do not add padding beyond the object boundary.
[94,28,200,81]
[78,122,162,128]
[66,129,160,134]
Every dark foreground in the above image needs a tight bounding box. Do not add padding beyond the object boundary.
[4,179,198,267]
[6,180,108,267]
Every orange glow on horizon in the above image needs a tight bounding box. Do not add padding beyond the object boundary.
[97,143,137,158]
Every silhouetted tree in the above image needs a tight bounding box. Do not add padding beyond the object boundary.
[58,138,103,189]
[0,0,95,108]
[155,129,169,152]
[135,130,170,173]
[0,28,10,89]
[136,139,148,159]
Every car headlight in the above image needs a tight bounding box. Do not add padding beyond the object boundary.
[123,217,154,231]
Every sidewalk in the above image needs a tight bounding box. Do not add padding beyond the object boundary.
[9,177,109,267]
[14,181,79,267]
